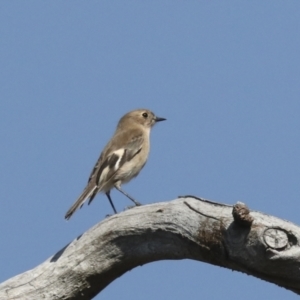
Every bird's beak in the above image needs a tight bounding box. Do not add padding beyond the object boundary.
[155,116,166,122]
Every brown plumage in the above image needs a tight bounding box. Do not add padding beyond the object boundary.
[65,109,166,220]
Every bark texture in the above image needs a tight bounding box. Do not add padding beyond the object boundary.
[1,196,300,299]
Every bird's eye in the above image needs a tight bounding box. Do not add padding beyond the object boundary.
[142,112,148,118]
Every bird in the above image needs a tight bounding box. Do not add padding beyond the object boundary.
[65,109,166,220]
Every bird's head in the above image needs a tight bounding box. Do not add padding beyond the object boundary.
[118,109,166,129]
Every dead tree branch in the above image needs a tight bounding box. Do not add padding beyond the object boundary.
[1,196,300,299]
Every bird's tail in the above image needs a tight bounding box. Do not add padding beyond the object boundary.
[65,185,97,220]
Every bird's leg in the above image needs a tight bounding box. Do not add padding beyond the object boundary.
[105,192,117,214]
[114,186,141,206]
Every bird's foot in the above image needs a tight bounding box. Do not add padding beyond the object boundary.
[124,203,142,211]
[105,213,114,218]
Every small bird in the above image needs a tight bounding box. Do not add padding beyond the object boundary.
[65,109,166,219]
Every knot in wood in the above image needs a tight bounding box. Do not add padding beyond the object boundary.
[263,228,288,250]
[232,202,253,227]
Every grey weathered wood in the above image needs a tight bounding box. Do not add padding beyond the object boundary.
[1,196,300,299]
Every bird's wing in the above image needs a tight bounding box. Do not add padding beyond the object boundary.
[64,132,144,219]
[93,133,144,189]
[86,127,143,182]
[86,133,144,206]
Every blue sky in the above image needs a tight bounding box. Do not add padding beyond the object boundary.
[0,2,300,299]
